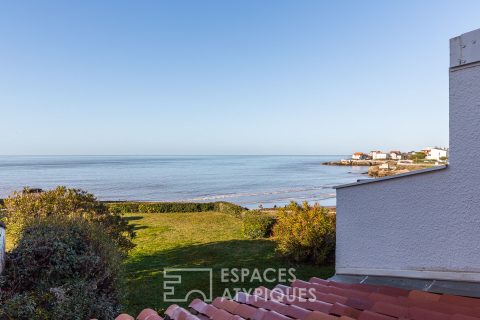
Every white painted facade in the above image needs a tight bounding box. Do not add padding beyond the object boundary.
[389,152,402,160]
[426,148,448,161]
[371,151,389,160]
[0,224,5,274]
[335,28,480,282]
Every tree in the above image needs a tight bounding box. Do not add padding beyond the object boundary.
[411,152,426,162]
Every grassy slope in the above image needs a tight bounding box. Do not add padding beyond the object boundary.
[123,212,334,315]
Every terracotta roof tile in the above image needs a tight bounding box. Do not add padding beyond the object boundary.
[408,306,450,320]
[371,301,409,318]
[451,315,480,320]
[408,290,441,303]
[189,298,219,317]
[358,310,396,320]
[137,308,163,320]
[329,303,361,318]
[115,280,480,320]
[304,311,337,320]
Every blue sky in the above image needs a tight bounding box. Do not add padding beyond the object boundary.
[1,1,479,155]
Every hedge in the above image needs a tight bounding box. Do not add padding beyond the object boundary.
[106,201,246,217]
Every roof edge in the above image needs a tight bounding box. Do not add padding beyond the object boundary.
[330,274,480,298]
[334,165,448,189]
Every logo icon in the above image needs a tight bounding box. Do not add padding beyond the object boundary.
[163,268,213,302]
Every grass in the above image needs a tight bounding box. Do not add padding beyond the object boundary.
[123,211,334,315]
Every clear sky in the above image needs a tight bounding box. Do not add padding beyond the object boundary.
[1,0,480,155]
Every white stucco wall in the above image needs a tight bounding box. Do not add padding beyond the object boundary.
[426,149,447,160]
[0,227,5,274]
[335,28,480,282]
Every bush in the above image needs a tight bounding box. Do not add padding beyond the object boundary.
[105,201,245,217]
[106,202,140,214]
[0,218,124,320]
[213,202,245,217]
[273,202,335,265]
[242,211,276,239]
[3,186,135,253]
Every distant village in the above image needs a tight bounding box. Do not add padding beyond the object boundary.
[324,147,448,177]
[351,147,449,162]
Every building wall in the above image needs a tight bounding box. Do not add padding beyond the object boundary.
[335,169,480,281]
[373,153,388,160]
[335,29,480,282]
[427,149,447,160]
[0,227,5,274]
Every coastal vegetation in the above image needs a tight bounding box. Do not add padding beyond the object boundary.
[242,210,276,239]
[0,187,134,319]
[107,201,245,217]
[0,187,336,318]
[0,218,124,320]
[2,187,135,252]
[273,202,336,265]
[367,162,433,178]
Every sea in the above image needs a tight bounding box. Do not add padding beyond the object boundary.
[0,155,368,208]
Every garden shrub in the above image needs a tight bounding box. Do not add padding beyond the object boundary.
[242,210,276,239]
[273,201,335,265]
[0,217,124,320]
[3,186,135,253]
[107,202,140,214]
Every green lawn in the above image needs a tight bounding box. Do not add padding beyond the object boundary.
[123,212,334,315]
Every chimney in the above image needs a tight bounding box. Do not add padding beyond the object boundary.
[449,29,480,172]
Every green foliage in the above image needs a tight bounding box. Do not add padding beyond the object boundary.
[242,211,276,239]
[273,202,336,265]
[411,152,426,162]
[106,201,245,217]
[0,218,124,320]
[212,202,245,217]
[107,202,140,214]
[3,186,135,253]
[137,202,215,213]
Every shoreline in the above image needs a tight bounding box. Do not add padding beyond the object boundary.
[324,159,442,178]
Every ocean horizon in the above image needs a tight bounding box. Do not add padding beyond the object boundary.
[0,155,367,208]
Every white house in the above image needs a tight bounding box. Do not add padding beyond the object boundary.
[389,151,402,160]
[351,152,367,160]
[426,147,448,161]
[333,28,480,291]
[371,151,390,160]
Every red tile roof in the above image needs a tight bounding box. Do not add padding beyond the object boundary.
[114,278,480,320]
